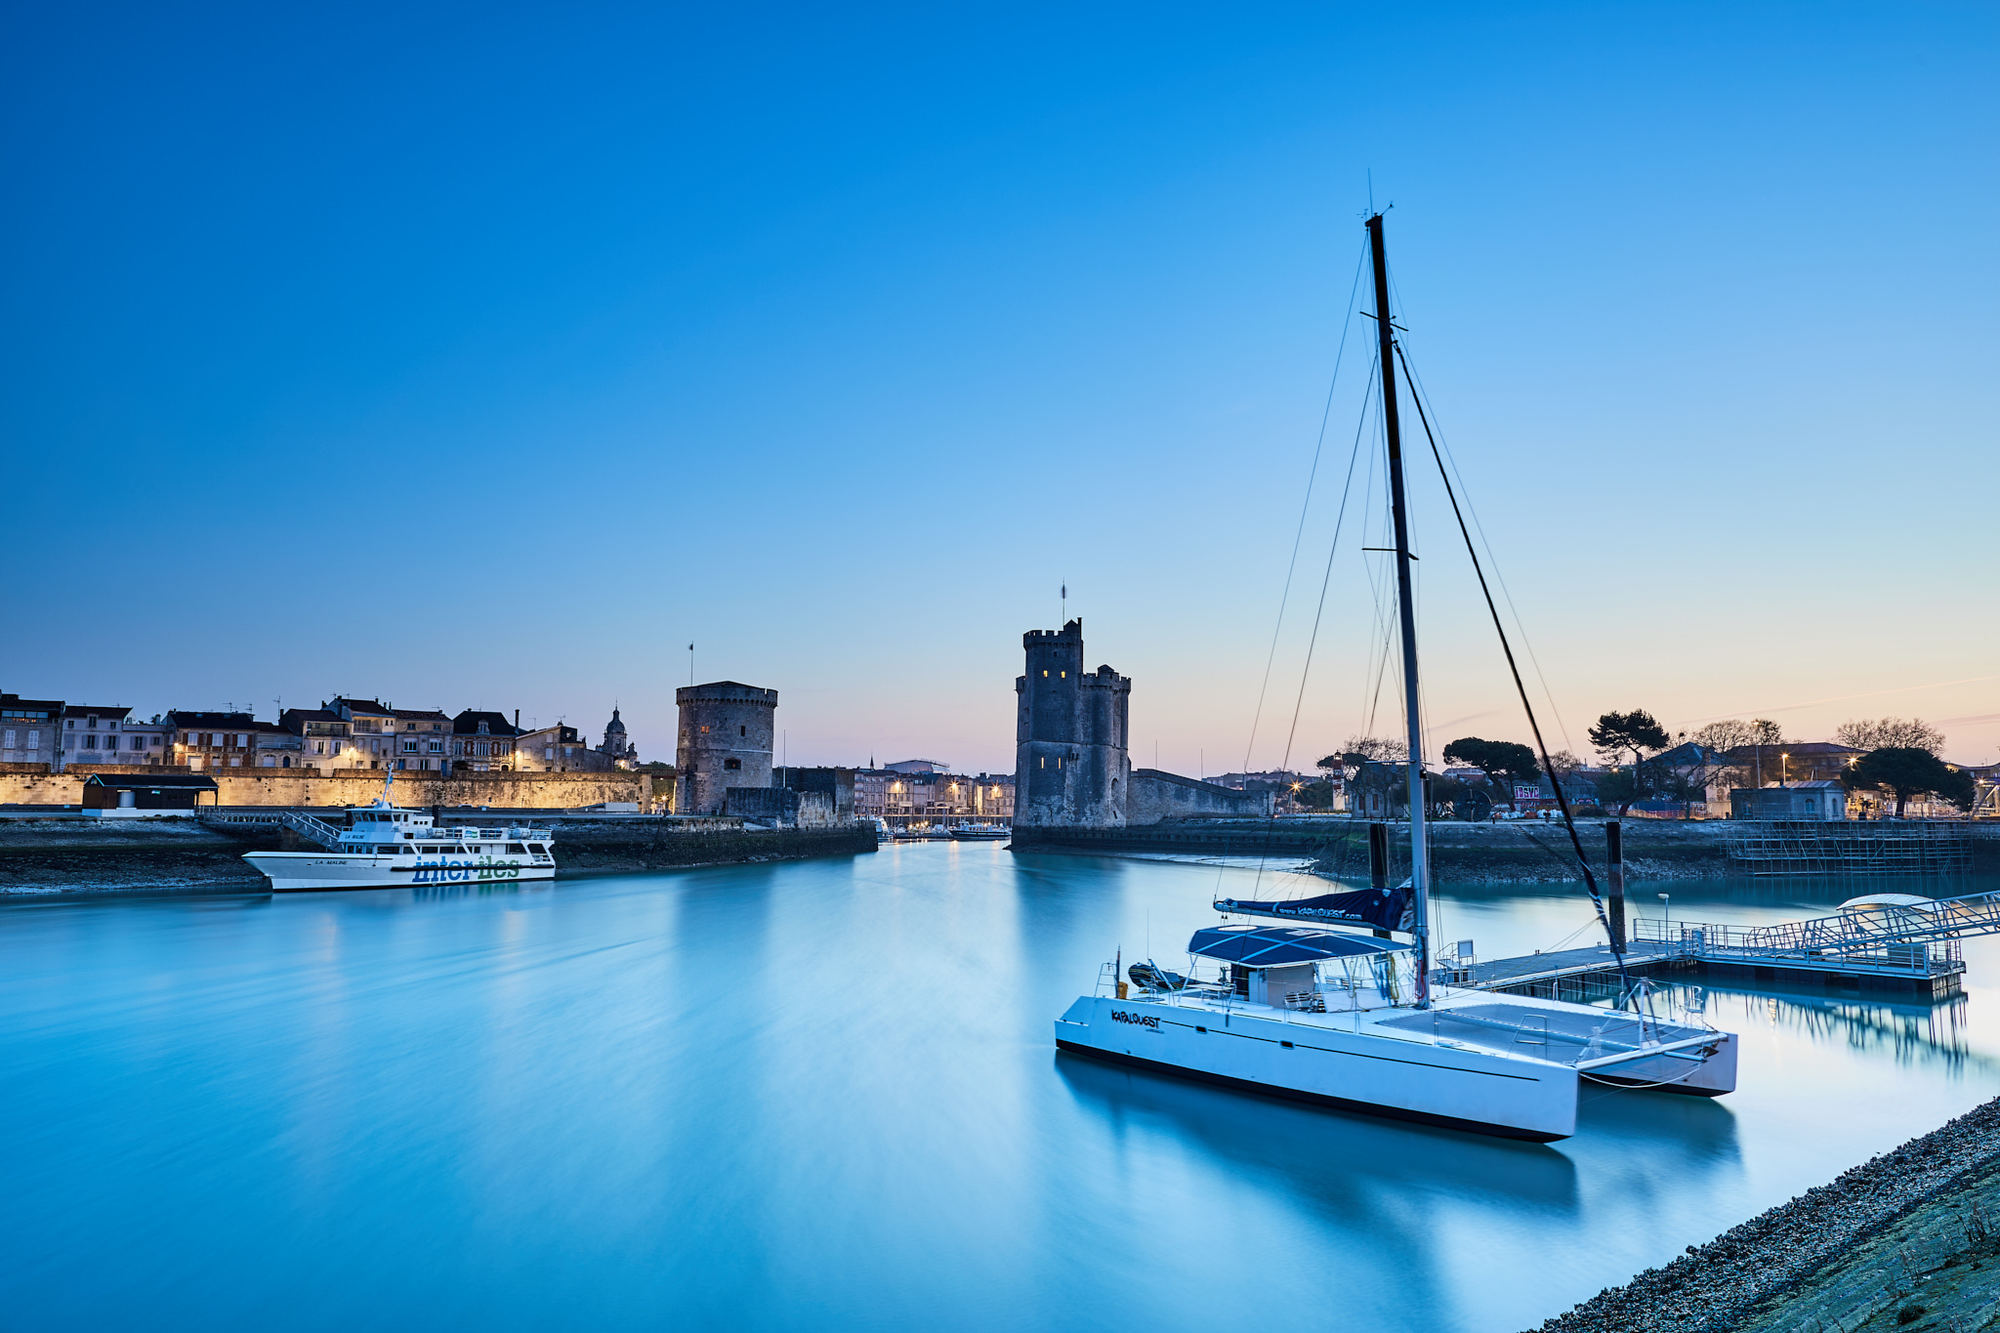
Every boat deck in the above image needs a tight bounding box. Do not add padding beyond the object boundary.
[1375,1001,1709,1065]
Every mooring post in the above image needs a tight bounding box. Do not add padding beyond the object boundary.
[1606,820,1627,951]
[1368,821,1392,939]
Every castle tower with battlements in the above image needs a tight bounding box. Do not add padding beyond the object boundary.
[676,681,777,815]
[1013,619,1130,828]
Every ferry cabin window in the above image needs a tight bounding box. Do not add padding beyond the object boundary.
[506,843,526,854]
[527,844,546,854]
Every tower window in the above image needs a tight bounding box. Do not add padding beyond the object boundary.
[1042,670,1048,678]
[740,725,746,737]
[1060,671,1066,678]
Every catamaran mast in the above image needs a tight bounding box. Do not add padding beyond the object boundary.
[1367,211,1432,1007]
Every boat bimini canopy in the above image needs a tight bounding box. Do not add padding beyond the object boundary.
[1187,923,1411,968]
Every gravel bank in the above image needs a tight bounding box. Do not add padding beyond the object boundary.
[1531,1098,2000,1332]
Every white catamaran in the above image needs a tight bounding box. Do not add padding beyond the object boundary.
[1054,211,1738,1141]
[243,773,556,892]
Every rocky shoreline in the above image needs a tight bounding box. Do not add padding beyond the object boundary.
[1531,1097,2000,1332]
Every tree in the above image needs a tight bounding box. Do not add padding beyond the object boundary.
[1544,749,1583,778]
[1597,767,1642,817]
[1843,747,1975,817]
[1588,710,1670,815]
[1689,720,1763,795]
[1588,709,1672,770]
[1339,735,1408,765]
[1836,717,1946,758]
[1442,736,1540,811]
[1691,719,1755,753]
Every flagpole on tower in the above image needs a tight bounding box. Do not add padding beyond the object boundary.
[688,644,694,687]
[1061,581,1066,623]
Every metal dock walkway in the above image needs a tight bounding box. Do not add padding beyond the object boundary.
[1442,884,2000,1003]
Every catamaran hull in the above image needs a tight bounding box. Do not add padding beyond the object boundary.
[1584,1032,1738,1097]
[243,852,555,892]
[1054,995,1579,1141]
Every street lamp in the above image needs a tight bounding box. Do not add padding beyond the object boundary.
[1657,892,1671,934]
[1781,752,1790,786]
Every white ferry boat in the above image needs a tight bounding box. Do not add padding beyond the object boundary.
[948,823,1010,841]
[242,778,556,892]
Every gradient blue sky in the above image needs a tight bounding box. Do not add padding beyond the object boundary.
[5,4,1996,773]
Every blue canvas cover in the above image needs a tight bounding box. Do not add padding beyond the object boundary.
[1213,884,1412,933]
[1186,923,1410,967]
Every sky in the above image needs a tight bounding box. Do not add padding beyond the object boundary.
[4,3,1996,774]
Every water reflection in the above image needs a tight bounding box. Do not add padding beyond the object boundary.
[1054,1051,1583,1210]
[0,852,1992,1333]
[1683,982,1981,1075]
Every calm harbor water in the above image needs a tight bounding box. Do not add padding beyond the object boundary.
[3,846,1997,1331]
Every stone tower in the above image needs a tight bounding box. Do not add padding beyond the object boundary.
[1013,619,1130,828]
[676,681,777,815]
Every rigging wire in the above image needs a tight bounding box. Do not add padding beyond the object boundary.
[1277,349,1379,773]
[1240,350,1380,902]
[1392,339,1638,1011]
[1238,241,1371,774]
[1384,262,1577,758]
[1394,348,1579,758]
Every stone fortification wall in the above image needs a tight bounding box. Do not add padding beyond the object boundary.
[1126,770,1273,825]
[1013,620,1131,829]
[0,765,648,810]
[723,787,840,828]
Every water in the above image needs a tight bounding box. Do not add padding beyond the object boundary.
[2,848,1996,1331]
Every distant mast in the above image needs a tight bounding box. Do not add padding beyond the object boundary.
[1367,210,1431,1007]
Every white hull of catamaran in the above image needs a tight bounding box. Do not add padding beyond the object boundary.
[1581,1032,1738,1096]
[1054,994,1581,1141]
[242,852,556,892]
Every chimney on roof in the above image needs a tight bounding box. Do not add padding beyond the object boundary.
[514,708,520,727]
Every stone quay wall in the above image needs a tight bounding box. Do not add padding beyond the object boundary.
[0,812,876,895]
[0,764,649,810]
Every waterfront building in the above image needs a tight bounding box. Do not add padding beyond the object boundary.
[328,698,400,768]
[1724,741,1864,788]
[853,767,888,817]
[167,711,258,770]
[118,718,172,765]
[55,704,132,769]
[451,710,522,772]
[252,725,304,768]
[281,708,353,770]
[1731,780,1850,821]
[516,723,611,773]
[676,681,777,816]
[1013,619,1130,829]
[386,706,452,772]
[0,693,61,765]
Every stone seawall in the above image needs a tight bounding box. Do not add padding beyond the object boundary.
[1530,1096,2000,1333]
[0,815,876,895]
[0,766,650,810]
[1014,818,1740,881]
